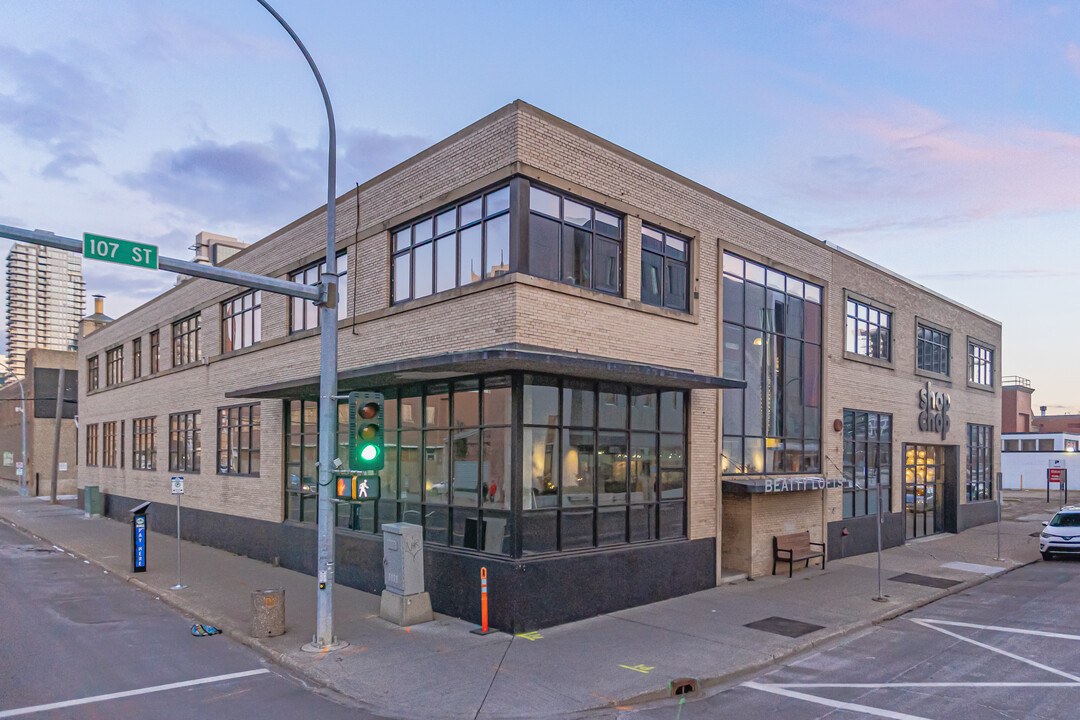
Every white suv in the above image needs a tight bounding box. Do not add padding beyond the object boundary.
[1040,506,1080,560]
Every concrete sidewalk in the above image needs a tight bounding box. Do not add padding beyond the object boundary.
[0,489,1053,719]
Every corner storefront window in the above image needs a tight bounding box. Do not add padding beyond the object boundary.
[842,410,892,518]
[967,424,993,501]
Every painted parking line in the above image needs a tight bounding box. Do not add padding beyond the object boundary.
[767,682,1080,689]
[0,669,270,718]
[742,681,933,720]
[910,619,1080,682]
[916,618,1080,641]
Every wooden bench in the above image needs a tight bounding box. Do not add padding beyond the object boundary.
[773,531,826,577]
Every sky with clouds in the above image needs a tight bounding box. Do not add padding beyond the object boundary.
[1,0,1078,409]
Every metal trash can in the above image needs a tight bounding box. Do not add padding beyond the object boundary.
[250,588,285,637]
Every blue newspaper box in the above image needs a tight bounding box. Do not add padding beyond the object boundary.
[131,501,150,573]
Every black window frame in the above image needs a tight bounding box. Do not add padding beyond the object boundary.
[916,322,950,376]
[289,252,347,333]
[843,409,893,518]
[967,423,993,501]
[172,314,200,367]
[149,329,160,374]
[968,341,994,387]
[132,416,156,471]
[168,411,201,473]
[87,355,99,391]
[132,337,142,379]
[217,403,260,476]
[105,346,123,387]
[640,224,690,312]
[721,251,823,475]
[390,185,511,305]
[221,289,262,352]
[845,296,891,361]
[527,183,623,296]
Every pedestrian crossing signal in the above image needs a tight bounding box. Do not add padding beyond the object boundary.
[349,391,384,471]
[335,473,379,501]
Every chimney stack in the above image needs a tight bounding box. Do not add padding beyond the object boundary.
[93,294,104,316]
[1041,406,1047,416]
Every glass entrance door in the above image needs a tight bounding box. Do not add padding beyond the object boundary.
[904,444,945,538]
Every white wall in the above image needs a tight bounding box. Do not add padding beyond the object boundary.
[1002,450,1080,490]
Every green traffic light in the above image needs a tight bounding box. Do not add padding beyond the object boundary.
[360,444,379,461]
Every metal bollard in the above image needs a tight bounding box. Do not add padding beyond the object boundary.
[250,588,285,637]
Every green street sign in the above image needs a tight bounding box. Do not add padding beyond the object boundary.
[83,233,159,270]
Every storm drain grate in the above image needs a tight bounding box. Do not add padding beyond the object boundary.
[889,572,962,589]
[744,616,825,638]
[670,678,698,697]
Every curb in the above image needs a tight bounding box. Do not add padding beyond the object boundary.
[617,557,1041,711]
[2,509,1042,719]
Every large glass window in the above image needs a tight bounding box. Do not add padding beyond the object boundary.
[641,225,690,312]
[87,356,99,391]
[169,411,201,473]
[86,424,99,466]
[845,298,891,360]
[106,346,123,386]
[391,186,510,304]
[967,424,993,501]
[217,404,260,475]
[221,289,261,352]
[969,342,994,386]
[289,252,347,332]
[721,252,822,475]
[522,376,687,554]
[102,421,117,468]
[285,399,348,525]
[528,185,622,295]
[843,410,892,518]
[132,417,156,470]
[917,324,949,375]
[172,314,200,367]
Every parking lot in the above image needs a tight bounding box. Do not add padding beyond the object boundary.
[630,559,1080,719]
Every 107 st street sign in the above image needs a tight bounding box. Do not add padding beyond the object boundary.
[83,233,159,270]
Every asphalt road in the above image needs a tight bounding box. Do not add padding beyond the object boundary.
[629,559,1080,720]
[0,520,378,720]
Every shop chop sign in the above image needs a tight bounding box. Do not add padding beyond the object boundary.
[919,381,951,440]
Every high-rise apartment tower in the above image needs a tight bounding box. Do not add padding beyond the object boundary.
[5,241,85,378]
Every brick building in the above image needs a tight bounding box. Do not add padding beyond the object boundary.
[77,101,1001,631]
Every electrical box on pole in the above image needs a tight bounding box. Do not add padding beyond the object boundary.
[349,391,385,471]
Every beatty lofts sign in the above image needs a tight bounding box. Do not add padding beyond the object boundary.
[918,381,951,440]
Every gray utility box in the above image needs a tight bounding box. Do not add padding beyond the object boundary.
[383,522,425,595]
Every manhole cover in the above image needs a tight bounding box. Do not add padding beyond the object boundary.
[889,572,961,589]
[744,616,825,638]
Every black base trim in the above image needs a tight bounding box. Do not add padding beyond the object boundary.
[957,499,999,533]
[827,513,905,561]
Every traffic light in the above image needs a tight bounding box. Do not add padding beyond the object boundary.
[348,391,384,471]
[335,472,379,501]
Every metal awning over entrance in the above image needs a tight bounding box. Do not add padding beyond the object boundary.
[226,343,744,400]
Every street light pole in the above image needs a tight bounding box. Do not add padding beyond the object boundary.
[15,375,28,497]
[255,0,344,652]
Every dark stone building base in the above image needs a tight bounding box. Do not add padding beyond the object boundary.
[827,512,906,561]
[97,492,716,633]
[957,499,999,533]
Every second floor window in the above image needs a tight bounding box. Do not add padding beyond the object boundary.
[169,411,201,473]
[172,314,200,367]
[218,403,260,475]
[528,185,622,295]
[917,324,949,375]
[106,346,123,386]
[133,417,156,470]
[103,421,117,467]
[845,298,891,360]
[132,337,142,379]
[87,356,99,391]
[149,329,160,373]
[641,225,690,312]
[290,252,346,332]
[969,342,993,386]
[86,424,99,466]
[222,289,262,352]
[391,186,510,304]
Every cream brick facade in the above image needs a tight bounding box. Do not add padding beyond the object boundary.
[78,100,1001,589]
